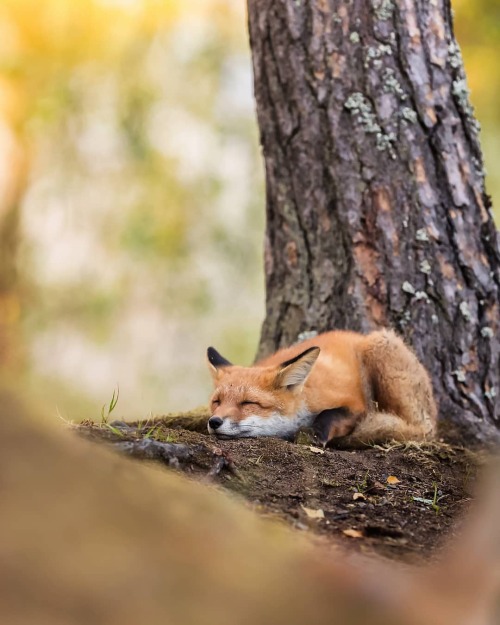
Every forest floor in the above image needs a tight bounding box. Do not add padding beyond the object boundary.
[77,412,484,563]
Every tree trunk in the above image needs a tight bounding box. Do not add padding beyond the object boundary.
[247,0,500,442]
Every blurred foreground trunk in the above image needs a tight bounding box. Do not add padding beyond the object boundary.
[0,383,499,625]
[0,120,26,371]
[248,0,500,442]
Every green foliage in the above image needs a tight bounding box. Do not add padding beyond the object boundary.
[101,386,119,425]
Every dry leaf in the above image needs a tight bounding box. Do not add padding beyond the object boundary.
[353,492,366,501]
[308,446,325,455]
[343,528,363,539]
[387,476,401,485]
[301,505,325,520]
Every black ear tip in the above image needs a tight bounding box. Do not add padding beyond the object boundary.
[207,346,217,363]
[207,347,233,368]
[303,346,320,358]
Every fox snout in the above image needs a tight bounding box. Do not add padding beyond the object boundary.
[208,416,223,431]
[207,415,241,438]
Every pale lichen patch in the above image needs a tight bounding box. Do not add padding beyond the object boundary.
[415,291,429,301]
[296,330,318,343]
[485,387,497,400]
[372,0,394,21]
[345,92,396,157]
[452,78,481,133]
[364,44,393,70]
[447,41,462,70]
[459,301,471,322]
[419,260,431,275]
[401,107,417,124]
[402,281,415,295]
[415,228,429,242]
[480,327,494,339]
[383,68,406,99]
[452,369,466,383]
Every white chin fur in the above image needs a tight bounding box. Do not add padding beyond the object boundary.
[212,410,313,439]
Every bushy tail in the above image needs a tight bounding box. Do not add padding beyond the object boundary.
[355,329,437,444]
[345,411,434,447]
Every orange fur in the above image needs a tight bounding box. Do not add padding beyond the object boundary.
[207,330,437,446]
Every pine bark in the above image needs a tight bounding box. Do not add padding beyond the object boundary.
[247,0,500,442]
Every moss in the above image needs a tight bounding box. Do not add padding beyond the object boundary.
[150,429,179,443]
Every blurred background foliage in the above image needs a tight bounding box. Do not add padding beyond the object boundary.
[0,0,498,420]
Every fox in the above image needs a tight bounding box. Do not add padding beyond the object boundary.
[207,329,437,447]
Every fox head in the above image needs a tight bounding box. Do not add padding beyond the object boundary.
[206,346,320,439]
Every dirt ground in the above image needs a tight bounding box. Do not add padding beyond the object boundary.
[77,414,483,563]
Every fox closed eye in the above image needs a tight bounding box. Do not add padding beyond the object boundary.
[241,401,260,407]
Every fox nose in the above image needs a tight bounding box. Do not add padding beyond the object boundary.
[208,417,223,430]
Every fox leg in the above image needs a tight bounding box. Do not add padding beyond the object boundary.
[312,408,362,447]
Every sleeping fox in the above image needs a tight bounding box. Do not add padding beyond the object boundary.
[207,329,437,447]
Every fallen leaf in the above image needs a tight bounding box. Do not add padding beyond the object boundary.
[308,446,325,454]
[301,505,325,520]
[353,492,366,501]
[343,528,363,539]
[387,476,401,485]
[367,481,386,494]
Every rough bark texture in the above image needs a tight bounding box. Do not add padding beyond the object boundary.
[248,0,500,442]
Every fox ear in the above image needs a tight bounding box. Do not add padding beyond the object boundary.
[207,347,232,379]
[275,346,320,390]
